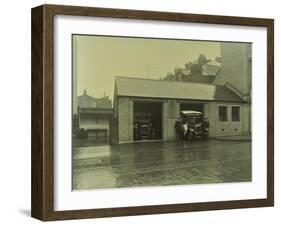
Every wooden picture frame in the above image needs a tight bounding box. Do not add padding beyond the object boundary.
[31,4,274,221]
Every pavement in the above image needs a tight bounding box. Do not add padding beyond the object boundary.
[212,134,251,141]
[72,139,252,190]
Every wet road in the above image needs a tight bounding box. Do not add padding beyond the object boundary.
[72,140,251,190]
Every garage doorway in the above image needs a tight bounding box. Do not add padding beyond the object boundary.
[133,101,163,141]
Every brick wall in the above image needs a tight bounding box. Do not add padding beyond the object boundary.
[118,97,133,142]
[207,102,250,137]
[214,42,251,96]
[79,116,110,130]
[163,100,180,140]
[116,96,249,142]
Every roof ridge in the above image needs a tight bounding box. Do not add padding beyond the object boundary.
[115,75,221,87]
[78,94,96,99]
[115,76,245,102]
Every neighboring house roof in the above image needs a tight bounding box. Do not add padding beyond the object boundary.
[187,74,216,83]
[182,68,191,76]
[77,89,112,108]
[202,61,221,76]
[115,76,245,103]
[79,107,113,117]
[207,60,221,67]
[78,94,96,108]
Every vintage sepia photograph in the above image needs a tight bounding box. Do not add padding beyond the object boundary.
[72,35,252,190]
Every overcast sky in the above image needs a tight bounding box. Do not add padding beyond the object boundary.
[73,35,221,101]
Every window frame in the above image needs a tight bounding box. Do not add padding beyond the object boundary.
[218,105,228,122]
[231,105,240,122]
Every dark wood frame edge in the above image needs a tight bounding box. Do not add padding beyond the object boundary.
[31,4,274,221]
[32,5,44,220]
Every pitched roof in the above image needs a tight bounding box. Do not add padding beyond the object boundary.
[202,64,221,77]
[78,93,112,108]
[115,76,245,103]
[202,61,221,76]
[79,107,113,116]
[206,60,221,67]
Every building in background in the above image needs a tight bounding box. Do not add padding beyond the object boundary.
[73,42,251,144]
[77,107,113,144]
[77,89,112,109]
[213,42,252,133]
[113,76,249,143]
[74,90,113,144]
[162,54,221,84]
[213,43,251,96]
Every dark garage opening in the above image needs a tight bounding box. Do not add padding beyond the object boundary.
[180,103,204,115]
[134,101,162,140]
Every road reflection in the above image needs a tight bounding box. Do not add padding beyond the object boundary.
[73,140,251,190]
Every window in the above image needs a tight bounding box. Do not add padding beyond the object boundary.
[218,106,227,121]
[232,106,240,122]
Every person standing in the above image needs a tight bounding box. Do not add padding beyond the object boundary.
[175,118,181,140]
